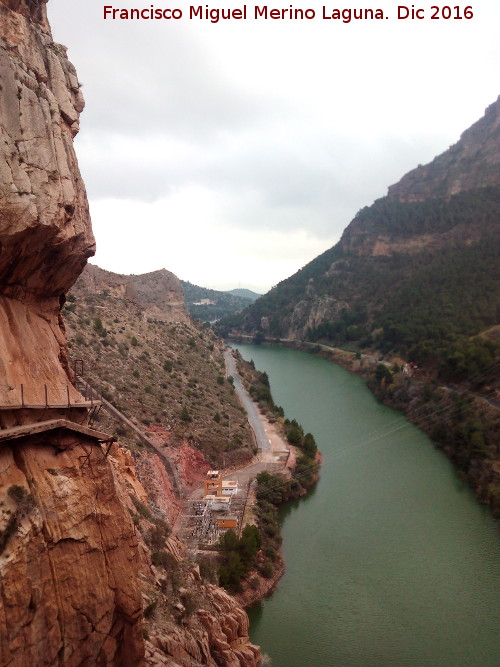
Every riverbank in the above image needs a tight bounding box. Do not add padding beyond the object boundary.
[211,347,321,605]
[229,336,500,519]
[232,343,500,666]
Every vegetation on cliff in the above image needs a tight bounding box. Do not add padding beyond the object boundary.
[368,362,500,516]
[216,101,500,521]
[220,187,500,383]
[65,269,255,468]
[219,102,500,377]
[218,526,263,592]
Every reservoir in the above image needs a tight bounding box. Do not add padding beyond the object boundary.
[232,344,500,667]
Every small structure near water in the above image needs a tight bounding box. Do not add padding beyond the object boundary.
[203,470,238,498]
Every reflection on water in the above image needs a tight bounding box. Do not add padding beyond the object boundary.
[235,344,500,667]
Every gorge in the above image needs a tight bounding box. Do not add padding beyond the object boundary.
[221,95,500,519]
[1,1,499,664]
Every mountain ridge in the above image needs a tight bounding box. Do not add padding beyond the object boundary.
[181,280,255,321]
[387,95,500,203]
[219,96,500,518]
[222,96,500,370]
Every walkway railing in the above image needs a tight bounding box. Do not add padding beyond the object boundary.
[0,383,98,409]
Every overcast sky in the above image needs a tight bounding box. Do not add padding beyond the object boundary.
[48,1,499,293]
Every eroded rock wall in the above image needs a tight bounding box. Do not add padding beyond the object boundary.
[0,4,261,665]
[387,96,500,202]
[0,0,94,412]
[0,435,144,665]
[146,583,261,666]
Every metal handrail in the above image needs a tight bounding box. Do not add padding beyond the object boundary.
[0,383,98,409]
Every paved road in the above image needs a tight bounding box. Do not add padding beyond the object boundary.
[224,349,271,452]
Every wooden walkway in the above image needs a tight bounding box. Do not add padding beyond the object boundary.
[0,418,113,445]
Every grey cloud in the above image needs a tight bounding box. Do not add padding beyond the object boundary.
[77,121,440,241]
[53,7,285,140]
[49,0,500,248]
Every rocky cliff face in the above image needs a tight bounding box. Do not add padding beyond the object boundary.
[0,1,144,661]
[0,2,260,664]
[0,435,145,665]
[387,96,500,202]
[0,0,94,417]
[339,97,500,258]
[145,583,261,666]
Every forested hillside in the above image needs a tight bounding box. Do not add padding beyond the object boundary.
[220,99,500,385]
[218,98,500,516]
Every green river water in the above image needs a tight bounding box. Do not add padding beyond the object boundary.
[232,344,500,667]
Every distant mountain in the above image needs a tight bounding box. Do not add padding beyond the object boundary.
[222,96,500,382]
[65,265,255,465]
[181,280,253,321]
[226,288,261,301]
[79,264,190,323]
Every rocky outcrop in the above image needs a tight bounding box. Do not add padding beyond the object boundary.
[286,293,349,340]
[387,96,500,202]
[234,558,285,610]
[0,0,94,418]
[0,5,260,666]
[147,585,260,666]
[75,264,190,324]
[0,434,144,665]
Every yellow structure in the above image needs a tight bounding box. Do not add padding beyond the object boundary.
[217,516,238,530]
[204,471,238,498]
[204,470,222,497]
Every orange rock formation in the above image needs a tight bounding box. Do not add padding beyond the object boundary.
[0,0,94,420]
[0,3,260,665]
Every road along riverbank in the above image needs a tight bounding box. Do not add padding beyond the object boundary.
[172,346,322,607]
[228,336,500,519]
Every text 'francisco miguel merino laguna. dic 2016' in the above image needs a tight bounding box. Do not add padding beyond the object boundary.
[103,5,476,22]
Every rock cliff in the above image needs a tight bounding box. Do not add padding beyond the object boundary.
[0,0,94,417]
[0,2,260,664]
[387,96,500,202]
[339,96,500,257]
[0,1,144,661]
[0,435,145,665]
